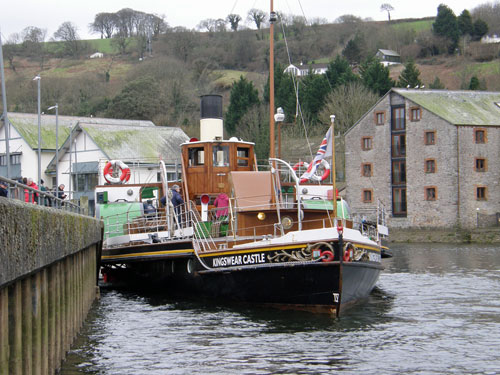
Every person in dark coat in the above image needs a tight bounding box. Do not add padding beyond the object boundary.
[161,184,184,225]
[0,181,8,197]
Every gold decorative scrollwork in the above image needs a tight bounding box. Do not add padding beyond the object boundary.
[343,242,367,261]
[267,246,312,262]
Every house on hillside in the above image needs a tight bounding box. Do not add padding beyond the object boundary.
[45,122,188,215]
[90,52,104,58]
[284,63,329,77]
[345,88,500,229]
[375,49,401,66]
[481,34,500,44]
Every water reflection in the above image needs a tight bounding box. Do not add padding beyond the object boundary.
[62,244,500,375]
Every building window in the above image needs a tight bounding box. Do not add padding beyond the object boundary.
[475,158,487,172]
[425,159,436,173]
[410,107,422,121]
[391,134,406,157]
[392,107,405,131]
[362,189,373,203]
[374,111,385,125]
[361,163,372,177]
[361,137,373,151]
[392,160,406,184]
[424,131,436,145]
[425,186,437,201]
[476,186,487,200]
[392,187,407,215]
[474,129,487,144]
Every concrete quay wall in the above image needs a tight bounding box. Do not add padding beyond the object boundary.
[0,197,103,375]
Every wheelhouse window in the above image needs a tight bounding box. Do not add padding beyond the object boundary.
[362,189,373,203]
[476,186,487,200]
[0,153,21,165]
[361,163,372,177]
[424,131,436,145]
[188,147,205,166]
[475,158,487,172]
[425,159,436,173]
[410,107,422,121]
[374,111,385,125]
[425,186,437,201]
[236,147,250,167]
[361,137,373,151]
[212,145,229,167]
[474,129,487,144]
[392,134,406,157]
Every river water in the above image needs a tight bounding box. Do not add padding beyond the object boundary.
[62,244,500,374]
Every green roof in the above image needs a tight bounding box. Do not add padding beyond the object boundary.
[394,89,500,126]
[80,123,189,161]
[3,112,155,150]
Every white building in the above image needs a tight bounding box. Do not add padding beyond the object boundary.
[284,63,329,77]
[45,121,188,214]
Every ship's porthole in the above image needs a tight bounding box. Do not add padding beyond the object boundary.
[187,259,194,274]
[282,216,293,230]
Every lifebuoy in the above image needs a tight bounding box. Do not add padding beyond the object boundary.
[293,161,309,171]
[103,160,131,184]
[343,244,353,262]
[321,250,334,262]
[299,159,330,183]
[310,159,330,182]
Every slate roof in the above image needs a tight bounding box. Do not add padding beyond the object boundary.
[394,89,500,126]
[1,112,155,150]
[80,123,189,161]
[377,49,400,57]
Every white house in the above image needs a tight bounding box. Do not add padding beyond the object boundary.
[481,34,500,44]
[375,49,401,66]
[45,121,189,215]
[284,63,329,77]
[0,113,155,187]
[90,52,104,59]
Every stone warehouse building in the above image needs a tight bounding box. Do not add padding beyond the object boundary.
[345,89,500,229]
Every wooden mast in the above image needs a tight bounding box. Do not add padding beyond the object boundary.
[269,0,275,159]
[331,115,337,220]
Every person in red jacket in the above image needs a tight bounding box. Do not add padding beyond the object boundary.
[24,177,39,204]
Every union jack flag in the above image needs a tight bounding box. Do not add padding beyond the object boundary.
[300,127,332,183]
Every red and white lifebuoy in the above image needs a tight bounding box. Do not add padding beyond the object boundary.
[103,160,131,184]
[292,161,309,171]
[299,159,331,183]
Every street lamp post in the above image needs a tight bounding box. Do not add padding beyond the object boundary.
[33,75,41,189]
[48,104,58,193]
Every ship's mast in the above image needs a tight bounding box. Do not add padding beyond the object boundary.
[269,0,275,159]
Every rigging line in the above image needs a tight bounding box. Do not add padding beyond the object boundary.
[296,0,308,25]
[230,0,239,15]
[278,14,314,160]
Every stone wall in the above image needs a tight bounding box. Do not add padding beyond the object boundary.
[0,197,102,286]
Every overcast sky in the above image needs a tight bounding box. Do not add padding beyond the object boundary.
[0,0,476,41]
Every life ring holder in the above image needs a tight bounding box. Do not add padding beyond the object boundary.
[103,160,131,184]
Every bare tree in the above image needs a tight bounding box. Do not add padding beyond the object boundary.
[380,3,394,21]
[90,12,117,38]
[227,14,242,31]
[197,18,226,33]
[54,22,80,56]
[247,9,267,30]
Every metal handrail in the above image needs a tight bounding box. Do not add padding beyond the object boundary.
[0,175,81,213]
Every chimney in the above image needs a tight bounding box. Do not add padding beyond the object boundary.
[200,95,223,141]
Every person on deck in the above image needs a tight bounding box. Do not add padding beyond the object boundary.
[161,184,184,225]
[214,193,229,221]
